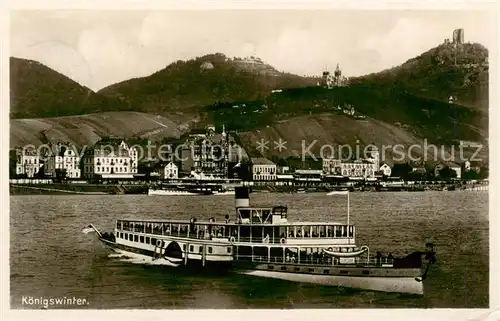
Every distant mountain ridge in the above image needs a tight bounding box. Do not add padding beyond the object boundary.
[350,42,489,111]
[9,43,489,164]
[9,57,129,119]
[97,53,318,113]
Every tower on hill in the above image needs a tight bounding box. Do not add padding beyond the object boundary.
[452,28,464,47]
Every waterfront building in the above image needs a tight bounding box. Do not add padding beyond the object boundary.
[251,157,277,181]
[340,160,376,179]
[162,162,179,180]
[81,137,138,179]
[179,125,243,179]
[44,143,81,179]
[12,147,42,178]
[379,163,392,177]
[294,169,323,186]
[449,163,462,179]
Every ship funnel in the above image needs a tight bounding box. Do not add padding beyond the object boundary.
[235,186,250,208]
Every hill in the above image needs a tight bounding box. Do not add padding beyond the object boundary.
[10,111,192,148]
[9,57,128,118]
[97,53,318,113]
[209,85,487,148]
[235,113,488,165]
[9,43,489,165]
[350,42,489,112]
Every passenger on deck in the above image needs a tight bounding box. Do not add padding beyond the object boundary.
[291,255,296,263]
[376,251,382,265]
[286,254,290,262]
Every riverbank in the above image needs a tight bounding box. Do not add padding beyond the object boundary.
[10,184,148,195]
[10,182,487,196]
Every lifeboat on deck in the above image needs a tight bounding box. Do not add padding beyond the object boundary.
[323,246,369,257]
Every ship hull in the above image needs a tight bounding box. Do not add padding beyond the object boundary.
[99,237,233,271]
[239,270,423,295]
[233,261,424,295]
[148,189,211,196]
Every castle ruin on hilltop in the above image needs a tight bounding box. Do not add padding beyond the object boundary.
[321,63,348,89]
[443,28,464,47]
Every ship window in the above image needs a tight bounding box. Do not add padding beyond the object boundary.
[151,238,156,245]
[324,269,330,274]
[208,247,213,254]
[294,267,300,272]
[140,236,144,243]
[199,246,203,254]
[189,245,194,252]
[146,237,150,244]
[134,235,138,242]
[183,245,186,251]
[308,268,314,273]
[227,247,231,253]
[281,266,287,271]
[120,232,123,238]
[362,270,370,275]
[124,233,128,240]
[340,270,348,274]
[268,265,274,270]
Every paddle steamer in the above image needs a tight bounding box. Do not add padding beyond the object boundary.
[84,187,436,295]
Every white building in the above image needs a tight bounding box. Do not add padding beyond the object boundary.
[82,138,138,178]
[379,163,392,177]
[44,143,81,178]
[13,148,42,178]
[162,162,178,180]
[251,157,277,181]
[323,145,379,180]
[449,163,462,179]
[340,160,376,179]
[323,158,342,176]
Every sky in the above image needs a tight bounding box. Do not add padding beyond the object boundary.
[10,10,495,92]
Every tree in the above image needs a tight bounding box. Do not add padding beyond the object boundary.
[438,166,457,180]
[55,168,67,181]
[391,163,413,178]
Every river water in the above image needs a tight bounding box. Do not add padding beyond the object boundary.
[10,191,489,309]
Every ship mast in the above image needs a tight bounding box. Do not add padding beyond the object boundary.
[327,190,350,243]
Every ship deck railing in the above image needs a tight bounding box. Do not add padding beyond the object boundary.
[117,230,354,243]
[237,255,395,267]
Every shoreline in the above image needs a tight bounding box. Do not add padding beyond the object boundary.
[9,183,488,196]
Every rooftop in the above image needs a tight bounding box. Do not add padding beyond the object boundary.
[251,157,276,165]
